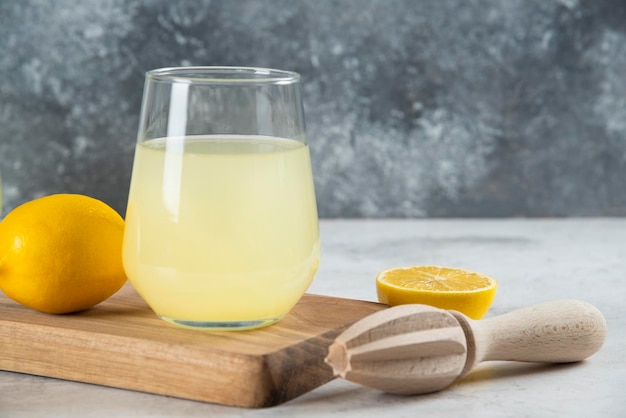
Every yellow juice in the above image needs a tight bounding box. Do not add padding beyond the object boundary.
[123,135,320,325]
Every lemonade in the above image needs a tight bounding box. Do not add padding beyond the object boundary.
[123,135,320,327]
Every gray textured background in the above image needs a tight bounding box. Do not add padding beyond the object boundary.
[1,0,625,218]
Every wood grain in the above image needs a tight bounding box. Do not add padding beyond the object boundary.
[0,283,385,408]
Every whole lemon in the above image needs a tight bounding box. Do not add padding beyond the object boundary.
[0,194,127,314]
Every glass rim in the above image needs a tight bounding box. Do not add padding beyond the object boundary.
[145,66,301,85]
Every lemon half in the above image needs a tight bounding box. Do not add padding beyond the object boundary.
[376,265,497,319]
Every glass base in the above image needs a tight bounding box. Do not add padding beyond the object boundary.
[157,314,283,331]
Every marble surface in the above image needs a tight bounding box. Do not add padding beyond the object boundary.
[1,219,624,417]
[1,0,626,218]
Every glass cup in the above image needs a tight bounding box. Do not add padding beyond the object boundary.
[123,67,320,331]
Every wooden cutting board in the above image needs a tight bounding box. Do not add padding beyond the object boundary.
[0,283,385,408]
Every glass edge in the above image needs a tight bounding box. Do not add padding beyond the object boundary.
[145,66,301,85]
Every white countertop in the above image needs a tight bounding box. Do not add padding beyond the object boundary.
[1,219,624,417]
